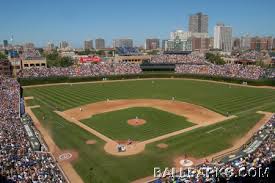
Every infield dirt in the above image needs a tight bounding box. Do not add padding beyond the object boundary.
[63,99,231,124]
[56,99,235,157]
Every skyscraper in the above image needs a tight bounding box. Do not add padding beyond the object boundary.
[214,23,232,52]
[95,38,105,49]
[113,39,133,48]
[145,39,160,50]
[3,40,8,48]
[250,37,272,51]
[59,41,69,49]
[24,42,35,50]
[164,29,192,52]
[46,42,55,51]
[170,30,192,40]
[84,40,93,50]
[232,37,241,50]
[241,34,251,50]
[192,37,210,51]
[189,12,208,33]
[162,40,167,50]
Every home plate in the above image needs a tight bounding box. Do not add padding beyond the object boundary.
[179,159,194,167]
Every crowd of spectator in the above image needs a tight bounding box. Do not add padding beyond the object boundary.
[17,63,142,78]
[0,77,66,182]
[264,68,275,79]
[175,64,265,80]
[154,115,275,183]
[151,54,207,64]
[21,50,43,60]
[237,51,263,61]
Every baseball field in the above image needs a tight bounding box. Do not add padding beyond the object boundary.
[23,78,275,183]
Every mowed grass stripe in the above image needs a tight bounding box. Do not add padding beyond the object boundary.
[82,107,195,141]
[210,93,273,108]
[151,113,263,157]
[25,79,275,114]
[218,99,275,114]
[34,91,76,109]
[211,94,275,109]
[23,79,275,183]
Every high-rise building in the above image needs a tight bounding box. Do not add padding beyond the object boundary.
[3,40,8,48]
[232,38,241,50]
[59,41,69,49]
[145,39,160,50]
[24,42,35,50]
[241,34,251,50]
[192,37,210,51]
[273,38,275,49]
[113,39,133,48]
[209,37,214,49]
[46,42,55,51]
[162,40,167,50]
[170,30,192,40]
[250,37,272,51]
[189,12,208,33]
[164,29,192,52]
[95,38,105,49]
[84,40,93,50]
[191,32,209,51]
[214,23,232,52]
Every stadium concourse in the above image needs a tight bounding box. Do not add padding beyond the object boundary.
[0,77,66,182]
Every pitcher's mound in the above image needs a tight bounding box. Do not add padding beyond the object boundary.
[127,119,146,126]
[157,143,168,149]
[86,140,97,145]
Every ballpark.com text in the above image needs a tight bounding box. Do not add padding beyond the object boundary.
[154,166,270,179]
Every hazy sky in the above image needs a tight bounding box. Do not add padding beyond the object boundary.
[1,0,274,47]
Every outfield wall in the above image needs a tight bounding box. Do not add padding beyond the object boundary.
[18,73,275,86]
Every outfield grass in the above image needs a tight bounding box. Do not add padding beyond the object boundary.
[23,79,275,183]
[82,107,194,141]
[24,79,275,114]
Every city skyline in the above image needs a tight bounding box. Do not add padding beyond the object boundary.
[1,0,275,47]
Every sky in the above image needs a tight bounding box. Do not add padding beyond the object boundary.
[1,0,275,47]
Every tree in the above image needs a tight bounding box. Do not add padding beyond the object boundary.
[59,57,74,67]
[147,50,159,55]
[46,50,59,61]
[96,50,105,56]
[0,52,7,59]
[77,49,92,55]
[205,53,225,65]
[46,51,74,67]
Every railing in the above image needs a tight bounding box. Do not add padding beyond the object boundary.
[49,152,71,183]
[211,146,244,162]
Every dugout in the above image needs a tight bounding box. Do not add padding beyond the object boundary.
[21,114,41,151]
[23,124,41,151]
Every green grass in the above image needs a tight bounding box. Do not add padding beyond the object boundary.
[24,79,275,114]
[82,107,194,141]
[23,79,275,183]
